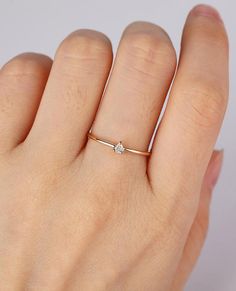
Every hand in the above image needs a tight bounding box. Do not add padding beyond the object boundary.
[0,4,228,291]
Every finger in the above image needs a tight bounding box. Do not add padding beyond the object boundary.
[118,149,223,291]
[86,22,176,166]
[26,30,113,162]
[0,53,52,154]
[170,149,223,291]
[149,5,228,225]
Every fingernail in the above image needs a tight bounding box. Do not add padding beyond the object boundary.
[207,149,224,190]
[190,4,223,22]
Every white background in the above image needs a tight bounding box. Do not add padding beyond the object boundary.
[0,0,235,290]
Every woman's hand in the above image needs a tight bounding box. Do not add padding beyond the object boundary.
[0,4,228,291]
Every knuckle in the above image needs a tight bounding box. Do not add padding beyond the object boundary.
[1,53,52,77]
[177,82,228,129]
[57,29,112,60]
[189,84,228,127]
[122,21,176,67]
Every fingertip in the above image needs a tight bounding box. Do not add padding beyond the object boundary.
[204,149,224,191]
[189,4,223,23]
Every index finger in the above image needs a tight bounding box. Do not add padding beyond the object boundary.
[149,5,229,222]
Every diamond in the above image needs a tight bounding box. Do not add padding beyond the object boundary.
[114,142,125,154]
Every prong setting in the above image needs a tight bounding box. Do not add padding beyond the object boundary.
[114,142,125,154]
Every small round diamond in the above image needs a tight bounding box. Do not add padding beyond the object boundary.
[114,142,125,154]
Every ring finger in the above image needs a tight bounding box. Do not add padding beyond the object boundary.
[86,21,176,168]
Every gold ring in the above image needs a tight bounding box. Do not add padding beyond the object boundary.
[88,132,151,157]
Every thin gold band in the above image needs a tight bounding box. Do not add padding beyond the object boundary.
[88,132,151,157]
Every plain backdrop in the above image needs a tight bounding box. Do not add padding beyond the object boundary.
[0,0,235,290]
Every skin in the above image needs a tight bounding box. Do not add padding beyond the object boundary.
[0,4,228,291]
